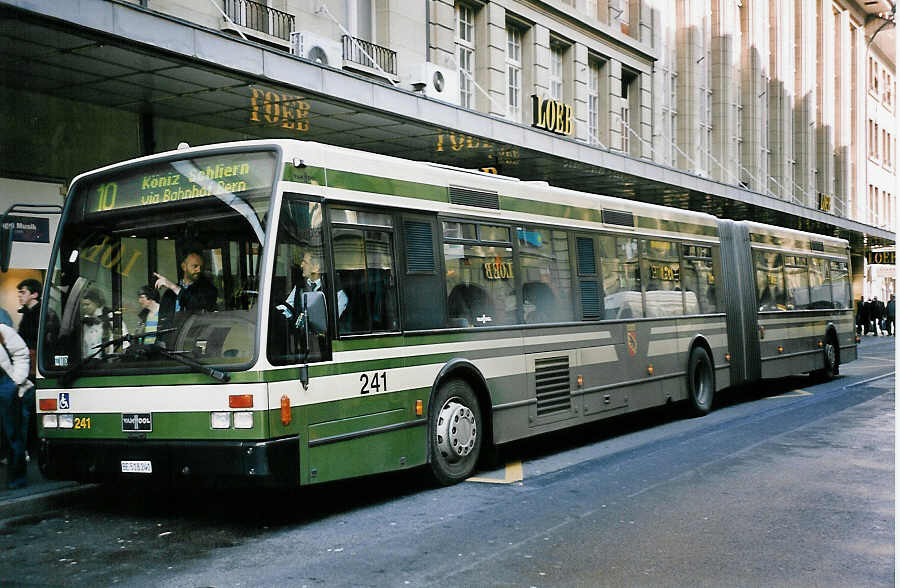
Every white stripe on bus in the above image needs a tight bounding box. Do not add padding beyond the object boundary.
[332,330,612,363]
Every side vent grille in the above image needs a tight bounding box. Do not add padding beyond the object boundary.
[449,186,500,210]
[404,221,435,273]
[602,209,635,227]
[535,356,571,416]
[580,282,602,319]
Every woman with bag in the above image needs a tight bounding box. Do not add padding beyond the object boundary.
[0,323,33,489]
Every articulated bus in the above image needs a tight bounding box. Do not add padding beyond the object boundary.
[31,140,856,486]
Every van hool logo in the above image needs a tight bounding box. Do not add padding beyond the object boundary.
[122,413,152,432]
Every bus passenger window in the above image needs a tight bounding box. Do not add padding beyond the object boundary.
[599,236,642,319]
[681,244,720,314]
[829,261,851,309]
[443,221,515,327]
[754,250,786,311]
[518,228,573,323]
[783,256,810,310]
[333,228,399,335]
[808,258,832,309]
[641,240,683,318]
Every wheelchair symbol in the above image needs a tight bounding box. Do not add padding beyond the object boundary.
[58,393,70,410]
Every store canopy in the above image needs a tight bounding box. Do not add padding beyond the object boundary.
[0,0,894,255]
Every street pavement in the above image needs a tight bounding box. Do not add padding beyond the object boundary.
[0,333,894,522]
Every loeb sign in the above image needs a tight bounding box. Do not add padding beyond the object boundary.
[531,95,573,136]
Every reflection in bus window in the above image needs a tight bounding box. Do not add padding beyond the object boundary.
[444,243,515,327]
[333,228,399,335]
[518,228,573,323]
[808,257,831,309]
[754,250,786,310]
[641,240,683,317]
[784,255,810,310]
[599,236,642,319]
[682,244,720,314]
[829,261,850,309]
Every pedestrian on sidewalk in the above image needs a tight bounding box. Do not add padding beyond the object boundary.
[887,294,895,336]
[0,323,33,489]
[17,279,46,461]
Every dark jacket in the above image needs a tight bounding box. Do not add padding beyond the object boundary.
[160,275,217,317]
[17,303,39,350]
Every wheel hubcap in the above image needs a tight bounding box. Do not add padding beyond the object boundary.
[436,399,477,462]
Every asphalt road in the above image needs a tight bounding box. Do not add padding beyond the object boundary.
[0,336,894,587]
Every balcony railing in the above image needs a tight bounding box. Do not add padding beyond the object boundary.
[341,35,397,76]
[224,0,294,42]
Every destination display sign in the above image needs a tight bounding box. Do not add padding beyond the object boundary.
[83,151,277,214]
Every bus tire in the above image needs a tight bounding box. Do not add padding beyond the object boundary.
[819,334,839,380]
[687,347,714,416]
[429,378,482,485]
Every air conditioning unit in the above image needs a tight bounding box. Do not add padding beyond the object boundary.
[290,31,343,67]
[407,63,459,105]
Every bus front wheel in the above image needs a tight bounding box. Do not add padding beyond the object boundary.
[429,378,482,485]
[687,347,714,416]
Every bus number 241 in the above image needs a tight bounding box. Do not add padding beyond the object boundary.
[360,371,387,395]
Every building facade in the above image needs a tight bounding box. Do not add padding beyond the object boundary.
[0,0,895,319]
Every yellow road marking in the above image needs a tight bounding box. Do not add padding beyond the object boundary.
[467,461,524,484]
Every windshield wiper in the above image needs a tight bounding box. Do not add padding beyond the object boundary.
[59,328,233,386]
[144,343,231,383]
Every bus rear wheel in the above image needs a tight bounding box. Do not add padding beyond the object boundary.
[687,347,714,416]
[819,335,839,381]
[429,379,482,485]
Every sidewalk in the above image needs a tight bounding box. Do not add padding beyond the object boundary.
[0,455,98,520]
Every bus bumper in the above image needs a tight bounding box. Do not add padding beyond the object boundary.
[39,436,300,487]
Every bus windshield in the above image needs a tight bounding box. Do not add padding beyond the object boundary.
[42,149,278,377]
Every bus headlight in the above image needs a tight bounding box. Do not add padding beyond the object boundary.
[58,414,75,429]
[233,412,253,429]
[42,414,58,428]
[210,412,231,429]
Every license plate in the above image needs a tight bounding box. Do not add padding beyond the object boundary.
[121,460,152,473]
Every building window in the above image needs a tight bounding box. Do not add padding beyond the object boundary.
[621,69,638,154]
[550,42,565,101]
[588,57,605,146]
[506,25,523,122]
[456,3,476,109]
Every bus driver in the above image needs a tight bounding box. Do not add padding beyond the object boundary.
[153,250,218,315]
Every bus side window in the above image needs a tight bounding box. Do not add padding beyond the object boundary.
[784,256,810,310]
[519,228,574,324]
[753,249,786,311]
[641,239,683,318]
[331,209,400,335]
[599,236,643,319]
[808,257,831,309]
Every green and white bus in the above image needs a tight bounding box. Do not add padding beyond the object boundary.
[32,139,856,486]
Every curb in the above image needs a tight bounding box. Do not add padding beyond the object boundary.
[0,483,101,521]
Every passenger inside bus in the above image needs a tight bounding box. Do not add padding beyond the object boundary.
[447,283,493,327]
